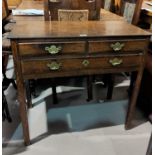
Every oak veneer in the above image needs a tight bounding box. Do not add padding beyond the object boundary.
[9,21,150,38]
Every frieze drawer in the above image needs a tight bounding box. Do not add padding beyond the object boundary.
[21,55,143,78]
[89,40,148,53]
[18,41,86,56]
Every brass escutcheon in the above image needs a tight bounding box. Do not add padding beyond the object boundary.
[82,60,90,67]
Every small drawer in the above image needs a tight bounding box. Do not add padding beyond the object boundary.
[21,58,91,75]
[18,41,86,56]
[21,55,143,77]
[89,40,147,53]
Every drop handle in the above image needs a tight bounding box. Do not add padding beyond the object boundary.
[49,0,61,2]
[47,62,61,70]
[109,58,123,66]
[45,45,61,54]
[86,0,95,2]
[110,42,124,51]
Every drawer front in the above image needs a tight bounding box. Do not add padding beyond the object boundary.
[89,40,147,53]
[21,55,143,76]
[18,42,86,56]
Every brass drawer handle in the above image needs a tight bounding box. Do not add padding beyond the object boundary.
[86,0,95,3]
[45,45,61,54]
[49,0,61,2]
[47,62,61,70]
[109,58,123,66]
[82,60,90,67]
[110,42,124,51]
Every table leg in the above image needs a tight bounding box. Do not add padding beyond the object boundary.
[146,133,152,155]
[125,68,144,129]
[17,76,30,145]
[25,80,33,108]
[86,76,93,101]
[51,79,58,104]
[106,74,114,100]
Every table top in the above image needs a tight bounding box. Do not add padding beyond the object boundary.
[7,0,44,21]
[8,20,151,39]
[17,0,43,10]
[8,0,124,22]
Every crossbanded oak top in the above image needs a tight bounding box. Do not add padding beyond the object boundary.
[8,21,151,39]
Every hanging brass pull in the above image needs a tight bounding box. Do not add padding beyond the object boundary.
[82,60,90,67]
[47,62,61,70]
[49,0,61,2]
[45,45,61,54]
[86,0,95,3]
[109,58,123,66]
[110,42,124,51]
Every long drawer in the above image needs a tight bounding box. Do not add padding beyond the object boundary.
[21,55,143,76]
[89,40,147,53]
[18,41,86,56]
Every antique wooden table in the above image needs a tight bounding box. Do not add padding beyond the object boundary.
[7,0,124,22]
[9,20,150,145]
